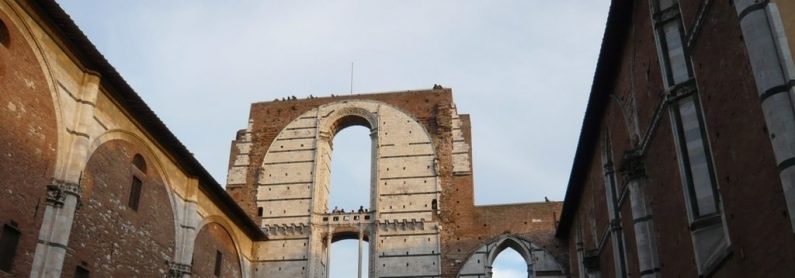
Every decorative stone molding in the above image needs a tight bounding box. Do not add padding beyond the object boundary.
[263,224,311,237]
[168,261,192,277]
[46,181,81,209]
[377,219,429,231]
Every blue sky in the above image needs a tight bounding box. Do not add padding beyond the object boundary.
[56,1,610,276]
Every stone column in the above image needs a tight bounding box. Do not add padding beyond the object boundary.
[357,229,364,278]
[31,72,100,278]
[733,0,795,232]
[621,151,660,278]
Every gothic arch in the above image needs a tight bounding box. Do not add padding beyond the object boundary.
[257,99,441,226]
[457,235,566,278]
[87,129,178,210]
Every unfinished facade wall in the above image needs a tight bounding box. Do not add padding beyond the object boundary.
[228,90,564,277]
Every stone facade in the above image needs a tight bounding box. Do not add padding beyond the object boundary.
[557,0,795,277]
[227,91,565,277]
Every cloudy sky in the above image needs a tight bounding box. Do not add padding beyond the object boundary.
[57,1,609,276]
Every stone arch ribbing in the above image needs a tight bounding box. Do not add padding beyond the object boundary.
[195,215,246,276]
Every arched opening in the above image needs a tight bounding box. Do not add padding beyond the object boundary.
[328,125,372,213]
[491,248,528,278]
[132,153,147,173]
[329,238,369,278]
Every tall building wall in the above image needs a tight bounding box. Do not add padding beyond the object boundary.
[558,0,795,277]
[228,90,565,277]
[0,1,264,277]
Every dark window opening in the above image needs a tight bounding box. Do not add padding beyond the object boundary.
[257,207,263,217]
[0,224,21,272]
[128,176,143,211]
[431,199,438,211]
[0,19,8,47]
[132,154,147,173]
[214,250,222,277]
[74,265,90,278]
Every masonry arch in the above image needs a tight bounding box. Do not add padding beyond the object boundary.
[67,138,176,276]
[193,217,244,278]
[257,99,440,226]
[88,129,178,212]
[457,235,566,278]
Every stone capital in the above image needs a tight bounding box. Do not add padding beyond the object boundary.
[619,150,646,181]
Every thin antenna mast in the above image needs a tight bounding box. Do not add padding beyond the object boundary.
[350,62,354,94]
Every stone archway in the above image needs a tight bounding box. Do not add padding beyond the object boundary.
[252,99,443,278]
[458,235,566,278]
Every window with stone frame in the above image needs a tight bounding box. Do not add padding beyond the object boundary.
[650,0,730,275]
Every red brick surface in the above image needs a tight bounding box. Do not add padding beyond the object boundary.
[192,222,241,278]
[0,13,57,277]
[63,140,175,277]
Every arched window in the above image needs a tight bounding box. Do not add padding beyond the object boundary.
[132,154,147,173]
[491,248,528,278]
[328,125,372,212]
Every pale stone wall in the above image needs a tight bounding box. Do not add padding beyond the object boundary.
[249,99,443,277]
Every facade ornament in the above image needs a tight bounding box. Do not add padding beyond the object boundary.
[168,261,192,278]
[619,149,646,181]
[46,181,81,209]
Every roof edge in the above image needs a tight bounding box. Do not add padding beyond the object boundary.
[555,0,635,238]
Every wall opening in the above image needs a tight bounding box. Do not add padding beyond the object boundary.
[491,248,528,278]
[329,239,369,278]
[328,125,372,213]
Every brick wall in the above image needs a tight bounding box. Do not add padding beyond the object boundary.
[192,222,241,278]
[0,11,57,277]
[562,0,795,276]
[63,140,175,277]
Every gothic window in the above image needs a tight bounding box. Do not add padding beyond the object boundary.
[0,223,20,272]
[650,0,729,275]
